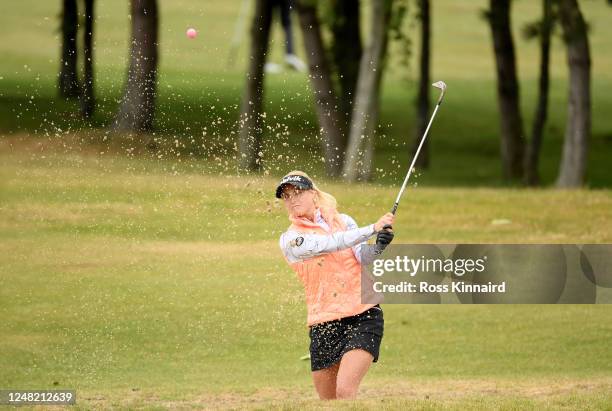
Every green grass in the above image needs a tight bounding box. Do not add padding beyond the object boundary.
[1,142,612,409]
[1,0,612,408]
[1,0,612,187]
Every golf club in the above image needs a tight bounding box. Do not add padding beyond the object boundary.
[390,80,447,216]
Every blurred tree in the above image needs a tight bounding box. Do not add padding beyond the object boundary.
[413,0,431,169]
[80,0,95,119]
[556,0,591,187]
[58,0,80,98]
[524,0,555,186]
[343,0,393,182]
[387,0,411,68]
[113,0,159,132]
[296,0,345,176]
[238,0,273,171]
[328,0,362,139]
[485,0,525,181]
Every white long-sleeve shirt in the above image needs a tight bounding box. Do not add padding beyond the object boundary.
[279,209,378,264]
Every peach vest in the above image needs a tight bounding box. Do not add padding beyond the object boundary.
[285,207,376,326]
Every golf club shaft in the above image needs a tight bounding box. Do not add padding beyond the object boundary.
[391,96,444,215]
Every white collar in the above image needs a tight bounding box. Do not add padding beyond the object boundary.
[314,208,331,231]
[314,207,323,222]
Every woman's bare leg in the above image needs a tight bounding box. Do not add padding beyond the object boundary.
[311,361,340,399]
[335,349,373,399]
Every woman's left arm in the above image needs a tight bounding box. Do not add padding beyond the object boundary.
[342,214,378,265]
[280,223,376,263]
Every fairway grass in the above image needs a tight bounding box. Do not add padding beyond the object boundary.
[2,0,612,408]
[1,138,612,409]
[72,378,612,410]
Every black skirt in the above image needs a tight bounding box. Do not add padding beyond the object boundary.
[308,305,384,372]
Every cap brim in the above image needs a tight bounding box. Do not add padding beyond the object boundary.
[275,182,311,198]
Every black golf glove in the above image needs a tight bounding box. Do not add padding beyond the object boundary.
[374,224,394,254]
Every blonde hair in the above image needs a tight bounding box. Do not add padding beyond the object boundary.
[283,170,344,227]
[282,170,339,212]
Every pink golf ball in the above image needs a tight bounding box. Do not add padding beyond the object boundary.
[186,28,197,39]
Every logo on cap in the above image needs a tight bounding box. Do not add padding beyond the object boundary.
[275,175,314,198]
[281,175,304,184]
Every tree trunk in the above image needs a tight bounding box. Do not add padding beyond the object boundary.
[487,0,525,181]
[343,0,392,182]
[59,0,80,98]
[359,92,380,180]
[330,0,362,136]
[524,0,552,186]
[80,0,95,119]
[556,0,591,187]
[413,0,431,169]
[113,0,158,132]
[296,0,345,177]
[238,0,273,171]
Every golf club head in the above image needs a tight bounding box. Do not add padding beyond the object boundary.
[432,80,447,91]
[432,80,447,104]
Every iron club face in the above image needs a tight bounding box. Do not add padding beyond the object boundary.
[432,80,447,91]
[432,81,447,104]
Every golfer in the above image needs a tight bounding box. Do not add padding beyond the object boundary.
[276,171,395,400]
